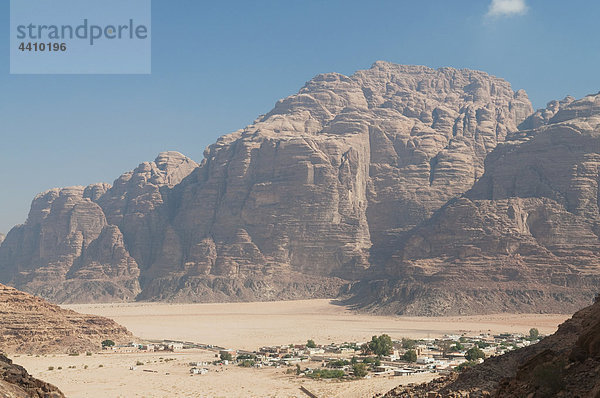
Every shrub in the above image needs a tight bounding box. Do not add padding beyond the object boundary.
[48,366,54,371]
[328,359,349,368]
[101,340,115,348]
[465,347,485,361]
[306,339,317,348]
[86,352,92,356]
[68,352,79,356]
[367,334,393,357]
[401,338,416,349]
[402,349,417,363]
[238,360,255,367]
[307,368,344,379]
[352,363,368,378]
[57,367,62,370]
[98,364,104,368]
[529,328,540,340]
[84,365,88,369]
[220,352,233,361]
[455,361,478,372]
[136,361,144,366]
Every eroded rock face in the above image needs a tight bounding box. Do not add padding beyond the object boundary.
[0,62,533,304]
[0,354,64,398]
[352,94,600,315]
[0,283,132,354]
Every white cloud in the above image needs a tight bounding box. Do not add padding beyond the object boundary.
[486,0,528,17]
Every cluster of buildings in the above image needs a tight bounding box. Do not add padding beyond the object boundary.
[101,333,540,379]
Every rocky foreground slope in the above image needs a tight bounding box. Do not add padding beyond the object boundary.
[0,62,536,307]
[0,355,64,398]
[0,284,132,354]
[381,297,600,397]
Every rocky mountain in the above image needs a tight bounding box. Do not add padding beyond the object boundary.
[0,234,4,246]
[381,297,600,397]
[349,93,600,315]
[0,283,132,354]
[0,62,534,306]
[0,354,64,398]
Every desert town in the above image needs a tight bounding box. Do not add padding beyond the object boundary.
[100,329,542,382]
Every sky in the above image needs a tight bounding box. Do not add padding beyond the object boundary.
[1,0,600,233]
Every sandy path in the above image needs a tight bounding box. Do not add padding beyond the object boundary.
[66,299,569,350]
[13,350,435,398]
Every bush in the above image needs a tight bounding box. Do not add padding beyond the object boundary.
[48,366,54,371]
[328,359,349,368]
[136,361,144,366]
[455,361,478,372]
[98,364,104,368]
[307,368,345,379]
[238,360,255,367]
[101,340,115,348]
[220,352,233,361]
[402,349,417,362]
[84,365,88,369]
[367,334,393,357]
[465,347,485,361]
[352,363,368,378]
[68,352,79,356]
[529,328,540,340]
[86,352,92,356]
[401,338,416,349]
[57,367,62,370]
[306,339,317,348]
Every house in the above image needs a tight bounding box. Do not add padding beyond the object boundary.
[190,367,208,375]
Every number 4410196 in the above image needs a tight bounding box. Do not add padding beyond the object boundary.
[19,42,67,52]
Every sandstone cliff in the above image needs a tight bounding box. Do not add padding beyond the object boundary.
[0,284,133,354]
[0,62,533,305]
[349,93,600,315]
[0,355,64,398]
[381,298,600,397]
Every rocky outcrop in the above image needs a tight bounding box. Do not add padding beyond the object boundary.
[350,93,600,315]
[0,234,4,246]
[381,298,600,397]
[0,283,133,354]
[0,354,64,398]
[0,62,533,304]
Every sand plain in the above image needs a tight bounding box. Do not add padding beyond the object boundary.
[13,299,569,397]
[66,299,569,351]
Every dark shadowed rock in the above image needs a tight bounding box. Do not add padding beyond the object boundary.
[0,354,64,398]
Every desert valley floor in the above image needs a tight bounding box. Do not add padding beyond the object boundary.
[8,299,569,398]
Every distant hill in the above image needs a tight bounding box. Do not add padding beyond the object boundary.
[2,61,600,315]
[0,284,132,354]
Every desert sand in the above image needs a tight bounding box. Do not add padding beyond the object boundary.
[12,350,435,398]
[66,299,568,350]
[15,299,568,397]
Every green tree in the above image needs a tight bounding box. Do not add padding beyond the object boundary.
[368,334,393,357]
[101,340,115,348]
[401,338,416,349]
[220,352,233,361]
[402,349,417,362]
[438,340,452,357]
[350,356,358,364]
[465,347,485,361]
[352,363,368,378]
[306,339,317,348]
[529,328,540,340]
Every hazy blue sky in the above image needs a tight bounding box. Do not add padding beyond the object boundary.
[1,0,600,233]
